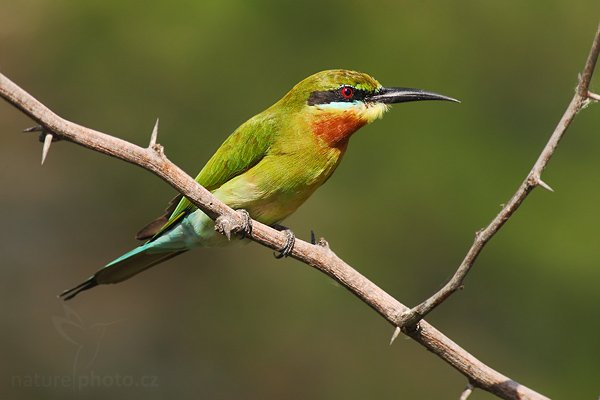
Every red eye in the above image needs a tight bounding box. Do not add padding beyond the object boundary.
[340,86,354,99]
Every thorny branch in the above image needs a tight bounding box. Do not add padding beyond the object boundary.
[395,22,600,332]
[1,23,598,400]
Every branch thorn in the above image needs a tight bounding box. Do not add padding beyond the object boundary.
[309,230,329,248]
[149,118,159,148]
[389,326,401,345]
[41,133,53,165]
[23,125,44,133]
[536,178,554,192]
[459,383,474,400]
[588,91,600,101]
[317,237,329,249]
[23,125,61,164]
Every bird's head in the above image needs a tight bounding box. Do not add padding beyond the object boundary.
[278,69,458,147]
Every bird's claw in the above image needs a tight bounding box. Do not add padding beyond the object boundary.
[215,209,252,241]
[235,209,253,238]
[215,215,233,240]
[274,228,295,259]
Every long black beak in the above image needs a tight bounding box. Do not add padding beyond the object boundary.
[368,87,459,104]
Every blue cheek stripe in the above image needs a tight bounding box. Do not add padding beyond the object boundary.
[318,101,362,110]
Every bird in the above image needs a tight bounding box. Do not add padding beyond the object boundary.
[59,69,458,300]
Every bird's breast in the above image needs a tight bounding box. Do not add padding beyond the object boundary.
[212,143,344,226]
[311,111,367,148]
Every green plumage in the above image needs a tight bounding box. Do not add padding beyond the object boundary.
[60,69,457,300]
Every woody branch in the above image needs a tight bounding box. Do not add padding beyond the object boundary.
[3,22,598,399]
[395,21,600,331]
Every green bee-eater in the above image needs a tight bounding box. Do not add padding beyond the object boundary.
[60,69,457,300]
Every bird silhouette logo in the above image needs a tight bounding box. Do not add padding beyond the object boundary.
[52,303,121,376]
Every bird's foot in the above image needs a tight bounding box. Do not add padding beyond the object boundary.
[272,224,295,258]
[215,209,252,240]
[214,215,233,240]
[235,209,253,239]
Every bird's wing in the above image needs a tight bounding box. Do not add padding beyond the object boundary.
[136,114,277,241]
[135,194,183,240]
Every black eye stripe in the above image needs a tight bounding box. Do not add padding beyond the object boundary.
[307,86,371,106]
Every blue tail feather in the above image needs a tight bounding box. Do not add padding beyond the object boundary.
[59,241,186,300]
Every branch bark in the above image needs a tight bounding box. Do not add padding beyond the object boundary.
[398,21,600,329]
[1,24,598,399]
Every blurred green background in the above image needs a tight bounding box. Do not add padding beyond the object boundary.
[1,1,599,399]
